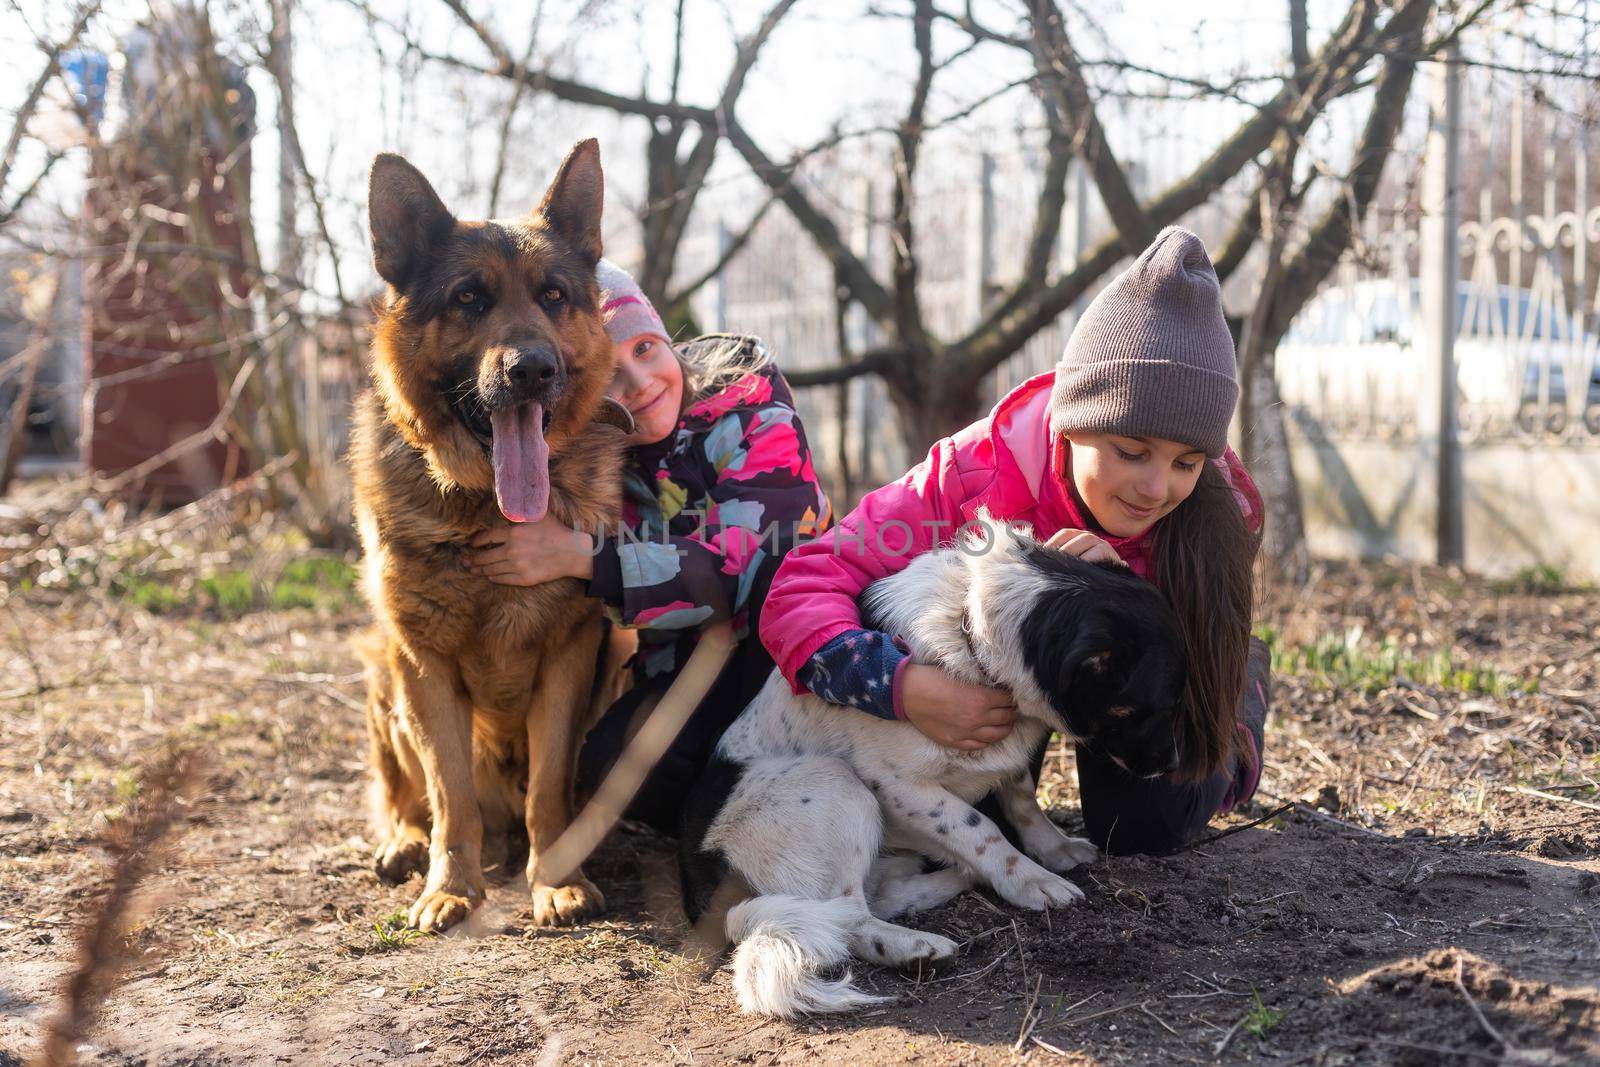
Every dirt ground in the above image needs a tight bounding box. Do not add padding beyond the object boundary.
[1,495,1598,1065]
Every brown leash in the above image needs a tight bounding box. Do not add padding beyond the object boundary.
[535,619,737,888]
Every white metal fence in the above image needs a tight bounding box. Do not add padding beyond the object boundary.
[1277,203,1600,449]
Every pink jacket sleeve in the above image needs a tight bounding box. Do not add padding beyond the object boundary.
[759,435,969,692]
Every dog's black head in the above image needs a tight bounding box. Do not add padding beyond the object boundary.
[971,524,1187,778]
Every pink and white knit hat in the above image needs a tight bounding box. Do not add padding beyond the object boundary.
[596,259,670,345]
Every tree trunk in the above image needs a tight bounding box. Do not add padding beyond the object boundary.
[1243,365,1309,583]
[884,355,987,460]
[639,123,687,303]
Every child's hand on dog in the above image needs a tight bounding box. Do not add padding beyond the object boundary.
[900,663,1016,750]
[1043,527,1126,566]
[464,519,596,586]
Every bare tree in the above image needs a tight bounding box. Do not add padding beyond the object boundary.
[1234,0,1438,579]
[0,2,103,227]
[433,0,799,322]
[399,0,1516,575]
[436,1,1481,452]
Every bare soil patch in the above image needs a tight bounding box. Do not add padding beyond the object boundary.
[2,493,1596,1065]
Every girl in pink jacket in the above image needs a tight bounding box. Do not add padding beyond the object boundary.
[759,227,1270,854]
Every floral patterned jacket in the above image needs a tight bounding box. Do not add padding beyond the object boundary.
[585,335,833,680]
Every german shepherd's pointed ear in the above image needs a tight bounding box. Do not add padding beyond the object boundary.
[536,138,603,264]
[368,153,455,290]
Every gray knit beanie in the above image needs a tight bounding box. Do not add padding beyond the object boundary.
[1049,226,1238,457]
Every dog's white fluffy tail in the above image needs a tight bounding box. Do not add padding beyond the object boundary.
[725,895,885,1018]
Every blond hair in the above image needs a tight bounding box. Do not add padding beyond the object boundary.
[677,334,772,409]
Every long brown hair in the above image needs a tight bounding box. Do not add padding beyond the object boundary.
[1150,460,1260,780]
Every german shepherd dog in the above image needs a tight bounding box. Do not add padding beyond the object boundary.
[351,140,636,933]
[679,519,1187,1017]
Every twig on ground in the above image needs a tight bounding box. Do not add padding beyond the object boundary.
[1186,802,1294,850]
[1169,972,1252,1000]
[965,892,1006,917]
[957,924,1009,949]
[929,947,1012,986]
[1057,990,1102,1016]
[1258,790,1391,839]
[1030,1034,1072,1056]
[1013,973,1044,1051]
[1011,917,1027,990]
[265,673,366,713]
[1058,999,1147,1027]
[1503,784,1600,814]
[1213,1012,1249,1057]
[692,1021,768,1052]
[1398,744,1437,809]
[1139,1001,1179,1035]
[4,608,49,695]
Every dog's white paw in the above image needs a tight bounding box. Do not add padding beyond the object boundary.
[1032,832,1099,874]
[853,921,959,969]
[909,931,960,966]
[996,861,1085,910]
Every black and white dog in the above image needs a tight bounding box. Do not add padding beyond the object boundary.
[679,518,1189,1018]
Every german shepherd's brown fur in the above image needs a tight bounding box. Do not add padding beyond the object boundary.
[351,140,631,932]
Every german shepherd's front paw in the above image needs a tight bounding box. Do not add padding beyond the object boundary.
[531,876,605,927]
[408,859,486,932]
[408,885,480,932]
[373,829,429,884]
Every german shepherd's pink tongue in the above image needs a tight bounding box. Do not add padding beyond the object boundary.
[490,401,550,523]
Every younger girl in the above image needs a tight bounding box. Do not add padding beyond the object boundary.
[465,260,832,831]
[759,227,1270,854]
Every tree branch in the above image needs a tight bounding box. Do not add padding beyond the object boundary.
[0,150,63,227]
[1021,95,1074,285]
[1263,0,1434,352]
[0,1,103,208]
[1028,0,1154,255]
[644,0,801,296]
[669,0,688,105]
[662,192,780,310]
[962,0,1384,371]
[722,115,895,324]
[1289,0,1311,76]
[784,350,889,388]
[891,0,937,343]
[486,1,545,218]
[265,0,350,309]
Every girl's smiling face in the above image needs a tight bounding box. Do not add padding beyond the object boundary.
[1063,432,1207,537]
[607,333,682,446]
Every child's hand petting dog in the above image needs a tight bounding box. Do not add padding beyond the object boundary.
[464,519,596,586]
[900,663,1016,750]
[1043,527,1126,566]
